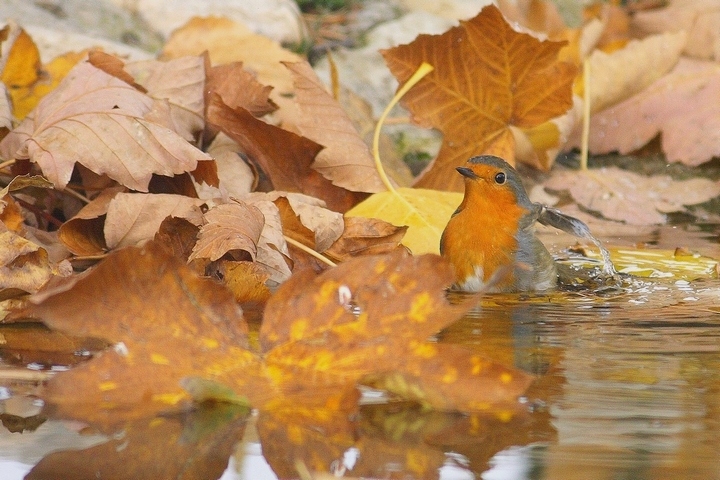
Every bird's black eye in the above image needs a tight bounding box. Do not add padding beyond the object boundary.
[494,172,506,184]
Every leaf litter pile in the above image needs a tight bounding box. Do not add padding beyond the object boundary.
[1,1,720,478]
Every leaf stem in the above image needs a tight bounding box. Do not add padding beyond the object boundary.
[580,58,590,171]
[373,62,434,193]
[284,235,337,267]
[0,158,15,171]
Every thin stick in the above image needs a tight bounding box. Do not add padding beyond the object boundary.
[60,186,91,204]
[0,158,15,171]
[580,58,591,171]
[0,369,53,382]
[284,236,337,267]
[373,62,434,194]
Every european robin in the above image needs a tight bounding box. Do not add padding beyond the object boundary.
[440,155,556,292]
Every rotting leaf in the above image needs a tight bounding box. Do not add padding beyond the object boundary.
[382,5,576,190]
[324,216,408,262]
[0,61,212,191]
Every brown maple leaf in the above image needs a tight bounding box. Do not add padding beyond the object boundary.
[382,4,576,191]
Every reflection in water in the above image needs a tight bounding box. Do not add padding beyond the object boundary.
[2,249,720,479]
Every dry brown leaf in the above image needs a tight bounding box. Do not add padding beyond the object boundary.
[202,132,255,198]
[206,94,364,212]
[580,58,720,166]
[153,216,200,263]
[214,260,272,305]
[544,167,720,225]
[244,197,293,285]
[104,193,205,249]
[631,0,720,61]
[284,61,386,193]
[0,62,212,191]
[206,61,277,117]
[250,191,343,253]
[0,230,71,295]
[125,55,206,142]
[189,201,264,262]
[382,5,576,190]
[324,217,408,262]
[58,187,123,255]
[160,16,301,118]
[87,50,145,91]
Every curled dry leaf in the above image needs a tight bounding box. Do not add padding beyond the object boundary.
[0,230,71,296]
[189,201,264,262]
[206,61,277,117]
[203,132,255,198]
[382,5,576,190]
[206,94,363,212]
[578,58,720,166]
[58,187,122,255]
[0,62,212,191]
[324,216,408,262]
[249,191,343,253]
[544,167,720,225]
[104,193,205,249]
[284,61,386,194]
[246,198,293,285]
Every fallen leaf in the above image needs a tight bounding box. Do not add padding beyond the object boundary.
[153,216,200,263]
[23,241,270,428]
[544,167,720,225]
[584,31,686,113]
[260,192,344,252]
[0,62,212,191]
[382,5,576,190]
[324,216,408,262]
[345,188,462,255]
[284,61,386,194]
[245,197,293,285]
[214,260,272,305]
[189,201,264,262]
[579,58,720,166]
[631,0,720,61]
[203,132,255,198]
[261,251,532,411]
[125,54,206,142]
[87,50,145,91]
[0,230,71,295]
[104,193,205,249]
[205,61,277,117]
[0,83,11,135]
[0,24,41,119]
[160,16,301,118]
[206,94,364,212]
[58,187,123,255]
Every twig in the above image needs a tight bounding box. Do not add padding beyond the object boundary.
[60,186,91,204]
[0,158,15,172]
[284,236,337,267]
[14,197,63,229]
[580,58,591,171]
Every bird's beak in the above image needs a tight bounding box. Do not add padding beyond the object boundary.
[456,166,478,179]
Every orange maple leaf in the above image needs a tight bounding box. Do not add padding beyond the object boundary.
[382,5,576,191]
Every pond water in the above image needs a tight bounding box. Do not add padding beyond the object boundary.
[0,223,719,480]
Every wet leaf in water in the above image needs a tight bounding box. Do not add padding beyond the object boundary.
[21,240,270,429]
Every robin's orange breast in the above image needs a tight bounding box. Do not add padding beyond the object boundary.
[440,155,557,292]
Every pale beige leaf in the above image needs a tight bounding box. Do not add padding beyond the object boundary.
[125,55,206,141]
[284,61,386,194]
[587,31,686,113]
[244,195,292,285]
[249,191,343,252]
[189,201,264,262]
[0,62,211,191]
[105,193,205,249]
[581,58,720,166]
[0,231,71,294]
[0,83,11,131]
[205,132,255,198]
[544,167,720,225]
[631,0,720,61]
